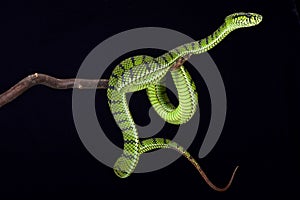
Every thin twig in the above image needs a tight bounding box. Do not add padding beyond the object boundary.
[0,57,188,108]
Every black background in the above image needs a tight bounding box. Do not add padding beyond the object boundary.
[0,0,299,199]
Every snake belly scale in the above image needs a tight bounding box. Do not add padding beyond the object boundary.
[107,12,262,191]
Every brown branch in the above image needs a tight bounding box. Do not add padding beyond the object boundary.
[170,54,191,71]
[0,73,108,108]
[0,56,190,108]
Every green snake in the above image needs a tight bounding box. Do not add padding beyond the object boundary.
[107,12,262,191]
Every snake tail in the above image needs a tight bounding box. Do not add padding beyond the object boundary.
[139,138,239,192]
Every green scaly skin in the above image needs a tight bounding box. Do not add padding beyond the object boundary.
[107,12,262,190]
[147,65,198,124]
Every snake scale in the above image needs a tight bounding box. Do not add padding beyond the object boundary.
[107,12,262,191]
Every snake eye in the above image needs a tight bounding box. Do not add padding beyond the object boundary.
[245,13,252,18]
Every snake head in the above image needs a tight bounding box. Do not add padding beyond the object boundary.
[225,12,263,29]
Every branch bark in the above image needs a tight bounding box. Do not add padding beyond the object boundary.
[0,73,108,108]
[0,56,189,108]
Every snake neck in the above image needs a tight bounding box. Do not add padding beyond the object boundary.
[193,22,233,53]
[158,22,232,65]
[114,22,234,93]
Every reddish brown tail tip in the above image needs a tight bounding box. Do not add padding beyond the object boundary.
[212,165,239,192]
[198,165,239,192]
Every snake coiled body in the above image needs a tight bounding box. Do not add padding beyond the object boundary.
[107,12,262,191]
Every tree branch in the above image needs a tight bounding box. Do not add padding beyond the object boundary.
[0,56,189,108]
[0,73,108,108]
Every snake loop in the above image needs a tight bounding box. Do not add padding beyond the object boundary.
[107,12,262,190]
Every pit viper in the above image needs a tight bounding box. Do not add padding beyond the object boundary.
[107,12,262,191]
